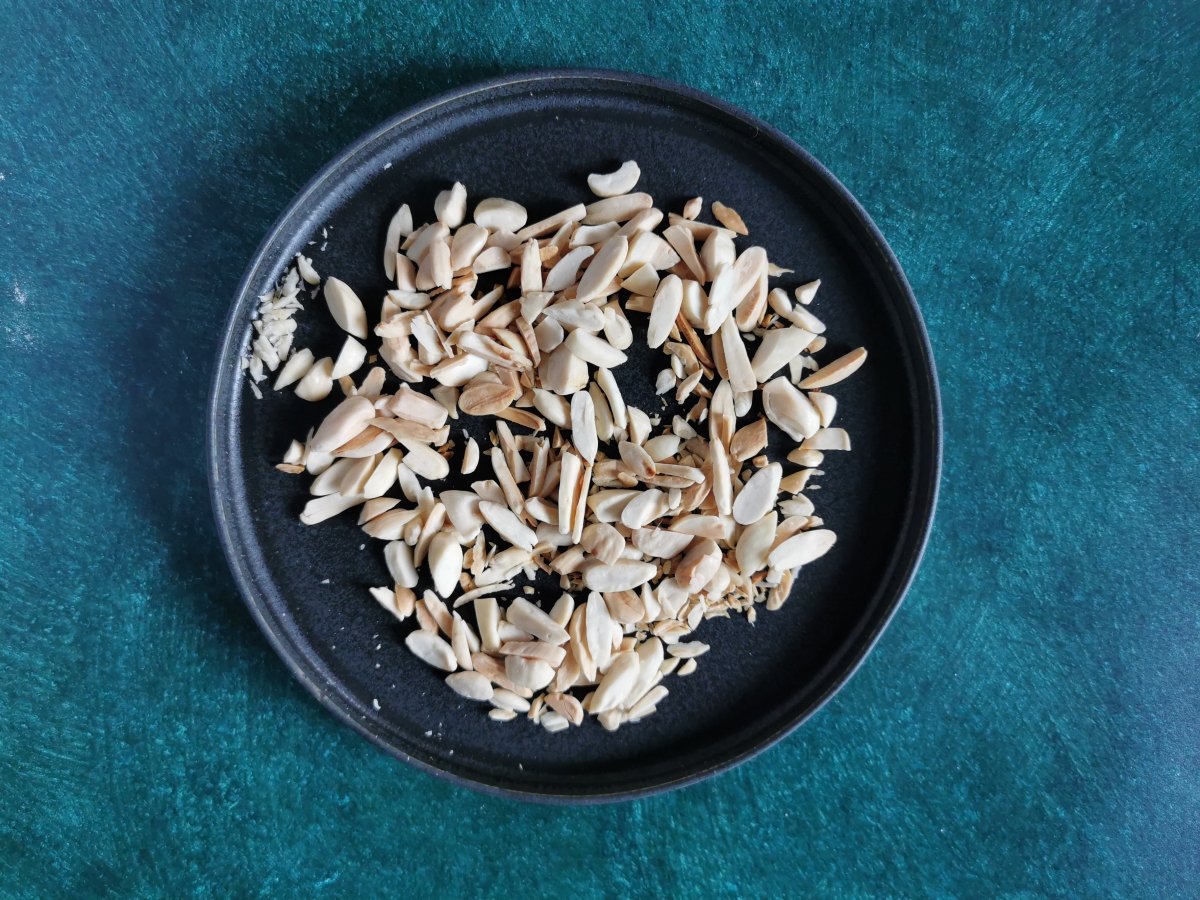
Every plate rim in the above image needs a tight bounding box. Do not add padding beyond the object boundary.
[207,67,942,803]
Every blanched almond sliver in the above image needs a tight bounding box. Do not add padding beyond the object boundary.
[587,161,641,198]
[797,347,868,388]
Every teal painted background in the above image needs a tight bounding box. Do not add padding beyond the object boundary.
[2,1,1197,896]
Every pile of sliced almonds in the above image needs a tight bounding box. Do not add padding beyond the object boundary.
[257,161,866,733]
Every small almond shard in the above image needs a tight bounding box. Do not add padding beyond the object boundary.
[711,201,748,235]
[323,278,368,339]
[769,528,837,569]
[797,348,868,388]
[405,630,457,672]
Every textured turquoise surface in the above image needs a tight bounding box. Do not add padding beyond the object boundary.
[2,1,1197,896]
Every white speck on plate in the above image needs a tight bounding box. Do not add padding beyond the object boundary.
[372,698,381,710]
[320,578,330,584]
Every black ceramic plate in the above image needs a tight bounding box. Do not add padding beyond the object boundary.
[208,69,940,802]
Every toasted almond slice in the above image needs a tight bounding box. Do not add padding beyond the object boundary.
[750,327,818,383]
[797,347,868,388]
[583,192,652,225]
[762,377,821,441]
[682,196,703,220]
[446,671,492,701]
[434,181,467,228]
[406,630,457,671]
[474,197,528,232]
[588,161,641,198]
[769,528,837,569]
[662,226,705,282]
[733,463,782,525]
[711,201,748,235]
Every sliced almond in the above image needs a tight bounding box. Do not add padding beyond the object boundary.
[474,197,528,232]
[323,278,368,338]
[570,391,598,464]
[797,347,867,388]
[750,327,817,383]
[583,192,652,225]
[405,630,457,672]
[768,528,837,569]
[582,559,657,592]
[383,204,413,280]
[445,671,493,701]
[274,347,315,391]
[732,463,781,525]
[477,500,537,550]
[587,161,641,198]
[675,538,722,592]
[735,510,777,574]
[662,226,705,282]
[581,522,626,566]
[506,597,570,644]
[294,356,334,402]
[762,377,820,441]
[619,488,669,530]
[543,245,595,292]
[800,427,851,451]
[729,418,768,462]
[576,234,629,303]
[632,528,693,559]
[590,651,640,713]
[711,201,748,235]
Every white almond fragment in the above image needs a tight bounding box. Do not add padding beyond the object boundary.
[310,396,375,452]
[719,317,757,393]
[582,559,657,592]
[751,328,818,383]
[619,489,668,530]
[427,531,462,598]
[735,510,777,574]
[800,427,852,451]
[647,274,683,349]
[762,377,821,441]
[294,357,334,402]
[330,336,367,380]
[808,392,838,428]
[733,463,782,525]
[676,538,723,592]
[478,500,537,550]
[797,347,868,388]
[505,656,554,691]
[667,641,710,659]
[299,492,362,525]
[384,539,419,588]
[571,391,598,464]
[795,279,821,305]
[399,442,450,480]
[587,161,641,198]
[590,651,640,713]
[406,630,457,672]
[768,528,837,569]
[576,235,629,303]
[543,245,595,292]
[474,197,528,232]
[583,192,652,225]
[632,528,693,558]
[445,671,493,701]
[711,201,748,235]
[274,347,315,391]
[434,181,467,228]
[506,597,570,644]
[323,278,368,339]
[564,329,627,368]
[383,204,413,280]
